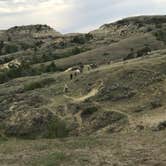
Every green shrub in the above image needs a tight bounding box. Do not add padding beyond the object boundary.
[155,24,162,29]
[157,121,166,131]
[0,71,9,83]
[136,46,151,57]
[36,25,42,32]
[147,27,153,32]
[0,41,4,55]
[71,47,82,54]
[47,117,69,138]
[4,44,18,54]
[24,78,55,91]
[71,34,93,44]
[81,106,98,119]
[85,33,93,40]
[154,30,166,43]
[45,62,57,73]
[150,99,162,109]
[72,46,90,55]
[24,81,43,91]
[20,42,32,50]
[0,65,24,83]
[71,35,85,44]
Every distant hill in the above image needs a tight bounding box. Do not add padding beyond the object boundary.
[91,15,166,40]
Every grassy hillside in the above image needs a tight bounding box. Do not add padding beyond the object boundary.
[0,15,166,165]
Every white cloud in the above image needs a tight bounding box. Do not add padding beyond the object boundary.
[0,0,165,33]
[0,0,75,31]
[153,0,166,3]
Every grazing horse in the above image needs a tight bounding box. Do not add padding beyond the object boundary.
[76,69,81,75]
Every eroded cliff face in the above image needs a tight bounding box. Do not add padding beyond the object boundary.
[90,15,166,41]
[7,24,62,39]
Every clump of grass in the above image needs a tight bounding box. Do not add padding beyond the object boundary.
[81,106,98,119]
[65,136,99,149]
[31,152,68,166]
[0,133,8,143]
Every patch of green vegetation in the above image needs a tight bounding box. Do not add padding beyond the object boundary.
[154,29,166,43]
[4,43,19,54]
[0,60,60,84]
[0,61,36,83]
[47,117,69,138]
[0,56,15,65]
[0,135,8,143]
[71,34,93,44]
[81,106,98,119]
[0,124,8,143]
[157,121,166,131]
[0,41,4,55]
[62,46,91,57]
[65,136,100,149]
[31,151,68,166]
[23,78,55,91]
[43,62,59,73]
[36,62,62,75]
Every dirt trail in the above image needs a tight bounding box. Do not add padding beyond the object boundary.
[75,111,83,127]
[64,81,104,103]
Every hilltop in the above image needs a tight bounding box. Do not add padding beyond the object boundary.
[0,15,166,166]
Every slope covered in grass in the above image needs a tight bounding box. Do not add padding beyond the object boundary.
[0,15,166,166]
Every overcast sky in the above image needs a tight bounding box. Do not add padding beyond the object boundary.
[0,0,166,33]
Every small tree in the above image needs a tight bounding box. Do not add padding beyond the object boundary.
[7,63,21,78]
[71,35,85,44]
[34,46,38,53]
[155,30,166,43]
[0,41,4,55]
[124,48,135,60]
[46,62,57,72]
[4,44,18,54]
[7,36,12,42]
[85,33,93,40]
[42,54,48,62]
[71,47,81,55]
